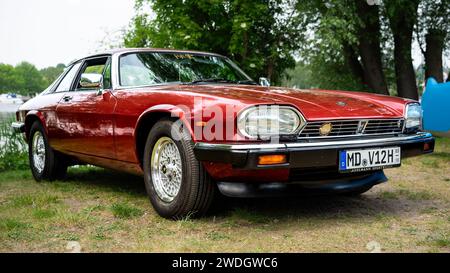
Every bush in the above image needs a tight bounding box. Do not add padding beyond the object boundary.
[0,117,28,172]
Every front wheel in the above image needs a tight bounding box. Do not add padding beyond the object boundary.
[28,121,67,181]
[143,118,215,219]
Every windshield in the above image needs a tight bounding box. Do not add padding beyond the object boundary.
[119,52,254,87]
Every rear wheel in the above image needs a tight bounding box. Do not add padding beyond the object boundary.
[29,121,67,181]
[143,118,215,219]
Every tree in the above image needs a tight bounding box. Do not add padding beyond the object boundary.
[40,63,65,87]
[0,62,61,96]
[14,62,46,95]
[0,64,22,92]
[416,0,449,83]
[384,0,421,100]
[124,0,303,84]
[294,0,389,94]
[354,0,388,94]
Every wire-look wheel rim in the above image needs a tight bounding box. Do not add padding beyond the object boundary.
[32,131,46,173]
[151,137,183,202]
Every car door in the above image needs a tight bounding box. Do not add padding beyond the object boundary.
[55,56,117,159]
[47,61,83,151]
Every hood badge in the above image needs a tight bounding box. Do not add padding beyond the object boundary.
[319,123,333,136]
[336,101,347,106]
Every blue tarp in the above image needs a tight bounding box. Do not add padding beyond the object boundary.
[422,78,450,137]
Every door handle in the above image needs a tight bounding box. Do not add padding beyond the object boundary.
[62,95,72,102]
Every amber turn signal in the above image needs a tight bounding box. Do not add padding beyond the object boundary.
[258,154,287,165]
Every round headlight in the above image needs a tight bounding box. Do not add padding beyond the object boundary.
[404,103,422,131]
[237,105,304,138]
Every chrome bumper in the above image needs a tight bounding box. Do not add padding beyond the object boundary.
[193,132,434,169]
[11,122,25,134]
[194,132,433,151]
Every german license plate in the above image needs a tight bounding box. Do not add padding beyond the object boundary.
[339,147,401,172]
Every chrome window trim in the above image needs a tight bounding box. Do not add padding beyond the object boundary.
[111,50,252,91]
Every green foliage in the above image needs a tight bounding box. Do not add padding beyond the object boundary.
[283,61,365,91]
[14,62,46,94]
[125,0,303,85]
[0,63,65,96]
[0,64,23,93]
[0,118,28,172]
[285,0,372,91]
[40,63,66,88]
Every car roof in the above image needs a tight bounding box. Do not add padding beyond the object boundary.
[68,48,225,66]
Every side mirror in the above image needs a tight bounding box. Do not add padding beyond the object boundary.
[79,73,103,90]
[259,77,270,87]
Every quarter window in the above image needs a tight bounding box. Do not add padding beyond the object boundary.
[54,62,82,92]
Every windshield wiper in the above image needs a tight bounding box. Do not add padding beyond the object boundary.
[184,78,238,85]
[237,80,258,85]
[183,78,258,85]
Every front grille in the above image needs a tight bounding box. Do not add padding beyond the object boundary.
[298,119,404,138]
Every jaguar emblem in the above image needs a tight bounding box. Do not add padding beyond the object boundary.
[319,123,333,136]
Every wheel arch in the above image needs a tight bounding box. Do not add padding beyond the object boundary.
[134,104,194,168]
[24,110,47,142]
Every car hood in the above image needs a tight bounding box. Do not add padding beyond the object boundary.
[172,84,410,120]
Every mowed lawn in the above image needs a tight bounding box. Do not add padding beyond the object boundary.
[0,138,449,253]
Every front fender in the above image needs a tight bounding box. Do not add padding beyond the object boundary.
[134,104,195,138]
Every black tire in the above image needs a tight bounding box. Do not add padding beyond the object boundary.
[340,185,373,197]
[28,121,67,181]
[143,118,215,219]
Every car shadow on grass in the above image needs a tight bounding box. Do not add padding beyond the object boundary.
[63,167,147,197]
[63,167,433,223]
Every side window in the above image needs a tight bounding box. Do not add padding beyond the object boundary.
[54,62,82,92]
[75,57,109,91]
[103,59,112,89]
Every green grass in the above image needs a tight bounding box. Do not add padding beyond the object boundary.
[10,193,60,208]
[32,208,57,219]
[206,231,229,241]
[110,203,144,219]
[0,138,448,252]
[424,233,450,248]
[375,188,434,201]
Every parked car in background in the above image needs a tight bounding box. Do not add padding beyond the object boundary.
[12,48,435,219]
[422,77,450,138]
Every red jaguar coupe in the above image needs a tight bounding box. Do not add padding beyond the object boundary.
[12,48,434,218]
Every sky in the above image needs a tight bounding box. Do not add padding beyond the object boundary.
[0,0,135,69]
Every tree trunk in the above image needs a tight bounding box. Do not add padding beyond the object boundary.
[425,29,445,83]
[392,32,419,100]
[342,43,365,84]
[267,57,274,82]
[385,0,420,100]
[354,1,389,95]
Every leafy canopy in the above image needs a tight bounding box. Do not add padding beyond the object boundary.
[124,0,303,85]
